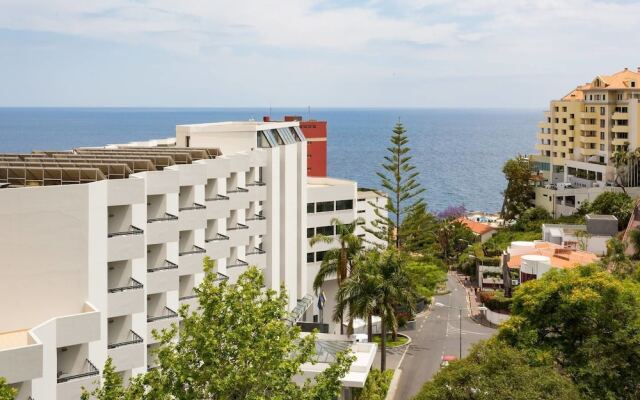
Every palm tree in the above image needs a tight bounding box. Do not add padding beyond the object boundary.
[337,249,416,371]
[613,150,630,193]
[311,217,363,334]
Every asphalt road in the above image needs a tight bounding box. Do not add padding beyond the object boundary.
[392,272,496,400]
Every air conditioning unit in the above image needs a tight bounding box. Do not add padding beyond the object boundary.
[512,279,520,286]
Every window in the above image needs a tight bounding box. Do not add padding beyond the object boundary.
[600,120,605,128]
[316,201,335,212]
[185,136,191,147]
[316,251,327,262]
[600,132,605,140]
[257,132,272,148]
[600,144,605,151]
[600,107,605,116]
[307,252,315,263]
[272,130,285,145]
[562,107,567,112]
[307,228,314,238]
[307,203,315,213]
[316,226,334,236]
[358,209,365,214]
[336,200,353,210]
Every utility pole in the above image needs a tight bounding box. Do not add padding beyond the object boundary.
[459,309,462,358]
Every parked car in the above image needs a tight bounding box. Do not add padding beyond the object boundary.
[440,355,457,368]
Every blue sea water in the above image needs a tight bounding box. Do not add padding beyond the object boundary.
[0,107,540,212]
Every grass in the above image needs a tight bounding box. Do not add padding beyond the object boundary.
[372,334,409,348]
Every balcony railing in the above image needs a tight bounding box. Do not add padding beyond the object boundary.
[147,307,178,322]
[228,259,249,268]
[107,330,143,349]
[147,260,178,273]
[179,203,206,211]
[227,187,249,193]
[246,247,266,255]
[179,245,206,256]
[108,225,144,238]
[216,272,230,281]
[246,181,266,187]
[246,214,266,221]
[227,223,249,231]
[57,359,99,383]
[147,213,178,223]
[179,292,198,301]
[205,194,230,201]
[108,277,143,293]
[205,233,230,243]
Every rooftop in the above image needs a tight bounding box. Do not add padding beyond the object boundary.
[507,241,598,269]
[458,217,496,235]
[0,329,30,350]
[561,68,640,100]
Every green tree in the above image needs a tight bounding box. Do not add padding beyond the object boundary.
[513,207,551,232]
[501,155,534,221]
[353,369,394,400]
[604,237,635,277]
[399,203,439,253]
[370,122,425,249]
[311,217,363,334]
[89,258,354,399]
[0,377,16,400]
[499,264,640,399]
[435,219,474,264]
[587,191,634,230]
[82,357,139,400]
[414,340,582,400]
[404,261,447,300]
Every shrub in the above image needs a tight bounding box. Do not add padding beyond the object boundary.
[479,290,512,312]
[353,369,394,400]
[588,191,633,230]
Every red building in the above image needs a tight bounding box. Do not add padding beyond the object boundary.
[264,115,327,177]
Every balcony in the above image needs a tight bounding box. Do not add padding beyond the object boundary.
[227,223,250,246]
[178,245,206,276]
[612,138,630,147]
[246,214,267,235]
[107,278,145,318]
[178,203,207,231]
[612,124,629,133]
[56,359,99,399]
[246,182,267,202]
[147,260,179,294]
[107,225,145,262]
[107,330,144,372]
[226,259,251,283]
[580,135,598,144]
[55,303,101,348]
[227,187,250,209]
[246,247,267,268]
[580,147,598,156]
[612,112,629,120]
[147,213,179,245]
[205,194,231,219]
[0,330,43,384]
[147,307,178,344]
[179,292,199,311]
[205,233,231,259]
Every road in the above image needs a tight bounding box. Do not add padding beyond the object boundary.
[391,272,496,400]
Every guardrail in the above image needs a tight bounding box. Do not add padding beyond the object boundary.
[227,259,249,268]
[246,247,266,255]
[179,245,206,256]
[205,194,230,201]
[147,213,178,223]
[108,225,144,238]
[108,277,143,293]
[227,223,249,231]
[147,307,178,322]
[107,330,143,349]
[57,359,99,383]
[246,181,266,187]
[179,203,206,211]
[205,233,230,242]
[147,260,178,273]
[246,214,266,221]
[227,187,249,193]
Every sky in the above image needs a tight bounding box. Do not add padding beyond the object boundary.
[1,0,640,108]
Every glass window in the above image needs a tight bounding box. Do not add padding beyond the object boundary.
[277,128,296,144]
[316,226,334,236]
[292,126,306,141]
[316,251,327,262]
[316,201,334,212]
[257,131,272,148]
[307,228,314,238]
[336,199,353,210]
[272,130,285,145]
[307,252,315,263]
[307,203,315,213]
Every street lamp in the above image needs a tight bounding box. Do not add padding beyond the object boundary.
[434,302,487,358]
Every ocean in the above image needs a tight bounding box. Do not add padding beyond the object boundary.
[0,107,540,212]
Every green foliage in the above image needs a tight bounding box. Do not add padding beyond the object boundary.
[371,122,426,249]
[82,357,135,400]
[353,369,394,400]
[587,191,633,230]
[513,207,551,232]
[414,339,581,400]
[478,291,512,312]
[404,261,446,300]
[499,264,640,399]
[629,228,640,259]
[501,155,535,221]
[484,228,541,251]
[400,203,439,253]
[0,377,16,400]
[89,258,354,400]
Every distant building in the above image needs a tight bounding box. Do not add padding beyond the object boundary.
[542,214,617,256]
[458,217,497,243]
[531,67,640,217]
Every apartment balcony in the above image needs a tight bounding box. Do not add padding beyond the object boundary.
[580,111,596,118]
[147,260,179,294]
[535,143,551,152]
[56,359,99,400]
[612,112,629,120]
[227,187,250,209]
[107,330,144,372]
[612,138,630,147]
[107,178,145,206]
[227,223,250,246]
[147,213,179,245]
[178,203,207,231]
[178,246,206,276]
[205,194,231,219]
[55,303,101,348]
[246,182,267,202]
[179,292,199,312]
[612,124,629,133]
[580,147,598,156]
[147,307,178,344]
[580,135,598,144]
[107,226,145,262]
[107,278,145,318]
[0,330,43,384]
[205,233,231,259]
[246,214,267,235]
[226,259,251,283]
[246,247,267,268]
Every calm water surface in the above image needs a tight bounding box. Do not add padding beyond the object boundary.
[0,107,540,212]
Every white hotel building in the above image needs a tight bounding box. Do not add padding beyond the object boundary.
[0,120,379,399]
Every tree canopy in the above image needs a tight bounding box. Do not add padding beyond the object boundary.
[0,378,16,400]
[587,191,634,230]
[501,155,534,221]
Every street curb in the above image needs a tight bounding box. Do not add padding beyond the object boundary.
[385,368,402,400]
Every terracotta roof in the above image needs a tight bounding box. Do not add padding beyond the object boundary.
[561,68,640,100]
[507,242,598,270]
[457,218,496,235]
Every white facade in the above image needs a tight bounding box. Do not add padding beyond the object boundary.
[356,189,388,249]
[0,120,377,399]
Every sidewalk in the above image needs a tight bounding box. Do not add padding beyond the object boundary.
[452,272,484,323]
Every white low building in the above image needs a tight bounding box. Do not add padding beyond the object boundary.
[0,120,378,399]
